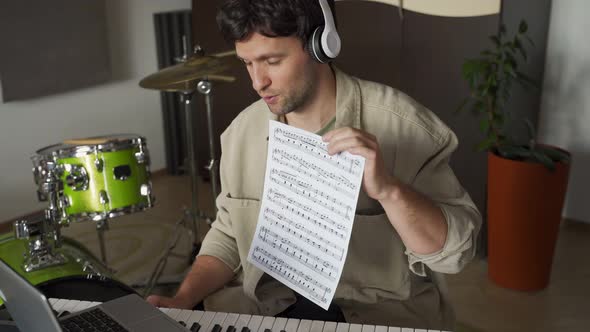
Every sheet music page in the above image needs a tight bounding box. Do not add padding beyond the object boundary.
[247,120,365,309]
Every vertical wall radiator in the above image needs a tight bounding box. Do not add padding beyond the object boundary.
[153,10,193,175]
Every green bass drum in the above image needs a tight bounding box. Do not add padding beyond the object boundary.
[0,233,135,306]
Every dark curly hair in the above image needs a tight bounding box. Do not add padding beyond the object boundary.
[216,0,336,47]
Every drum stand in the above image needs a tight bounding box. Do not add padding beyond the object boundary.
[14,159,67,272]
[96,219,109,264]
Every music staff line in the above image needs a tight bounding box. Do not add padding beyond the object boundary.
[274,136,362,177]
[264,209,345,262]
[272,149,356,196]
[266,189,348,239]
[270,170,353,219]
[251,246,330,304]
[259,226,338,281]
[264,208,345,258]
[274,128,362,171]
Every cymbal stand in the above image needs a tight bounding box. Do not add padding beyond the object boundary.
[197,80,221,208]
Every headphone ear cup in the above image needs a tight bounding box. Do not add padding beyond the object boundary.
[308,26,330,63]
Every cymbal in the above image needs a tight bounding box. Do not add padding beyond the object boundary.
[139,50,239,91]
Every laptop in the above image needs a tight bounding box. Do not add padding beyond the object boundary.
[0,258,188,332]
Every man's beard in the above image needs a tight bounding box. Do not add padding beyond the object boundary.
[272,78,315,116]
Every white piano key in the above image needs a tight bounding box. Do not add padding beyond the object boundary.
[296,320,313,332]
[176,309,194,325]
[272,317,288,332]
[50,298,70,312]
[349,323,363,332]
[185,310,205,329]
[375,325,389,332]
[387,327,401,332]
[223,312,241,330]
[257,315,276,332]
[401,329,414,332]
[247,315,264,332]
[160,307,172,314]
[234,314,253,332]
[72,300,95,312]
[310,320,325,332]
[336,322,350,332]
[323,321,337,332]
[87,301,101,308]
[167,308,185,320]
[284,318,301,332]
[58,299,81,315]
[415,329,428,332]
[199,311,219,332]
[49,298,60,307]
[207,312,229,332]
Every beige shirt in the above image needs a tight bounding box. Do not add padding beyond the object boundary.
[198,67,481,330]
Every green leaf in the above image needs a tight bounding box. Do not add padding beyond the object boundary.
[480,118,490,133]
[519,20,528,34]
[531,150,556,171]
[476,138,496,152]
[489,35,501,47]
[504,63,517,77]
[537,146,571,163]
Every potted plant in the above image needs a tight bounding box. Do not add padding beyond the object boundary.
[458,20,571,291]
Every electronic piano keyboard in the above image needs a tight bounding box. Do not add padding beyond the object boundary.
[49,298,452,332]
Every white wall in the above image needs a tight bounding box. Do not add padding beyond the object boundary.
[538,0,590,223]
[0,0,191,222]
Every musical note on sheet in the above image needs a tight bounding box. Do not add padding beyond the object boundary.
[247,120,365,309]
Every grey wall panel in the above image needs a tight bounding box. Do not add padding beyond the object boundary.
[0,0,110,102]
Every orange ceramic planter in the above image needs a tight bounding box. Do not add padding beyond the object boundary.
[487,150,570,291]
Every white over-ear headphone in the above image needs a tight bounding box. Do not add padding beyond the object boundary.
[308,0,341,63]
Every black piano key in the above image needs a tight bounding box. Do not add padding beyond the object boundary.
[264,329,272,332]
[240,326,250,332]
[179,321,186,326]
[212,324,223,332]
[58,310,70,318]
[226,325,236,332]
[190,322,201,332]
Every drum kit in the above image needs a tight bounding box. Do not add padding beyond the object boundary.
[0,42,239,304]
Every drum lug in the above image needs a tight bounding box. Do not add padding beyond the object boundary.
[99,190,109,205]
[95,157,104,172]
[14,220,32,239]
[135,151,149,164]
[140,184,154,206]
[65,164,89,191]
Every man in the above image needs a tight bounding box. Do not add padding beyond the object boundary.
[148,0,481,330]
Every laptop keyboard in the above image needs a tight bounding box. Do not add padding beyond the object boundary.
[60,308,129,332]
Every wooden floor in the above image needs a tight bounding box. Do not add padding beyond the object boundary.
[2,172,589,331]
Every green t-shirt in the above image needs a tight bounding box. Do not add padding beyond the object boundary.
[315,116,336,136]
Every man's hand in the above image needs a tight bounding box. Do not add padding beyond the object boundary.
[323,127,395,201]
[146,294,194,309]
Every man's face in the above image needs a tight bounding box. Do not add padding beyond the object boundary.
[236,32,317,116]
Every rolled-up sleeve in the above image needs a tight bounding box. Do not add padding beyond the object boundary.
[405,129,482,276]
[198,194,242,272]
